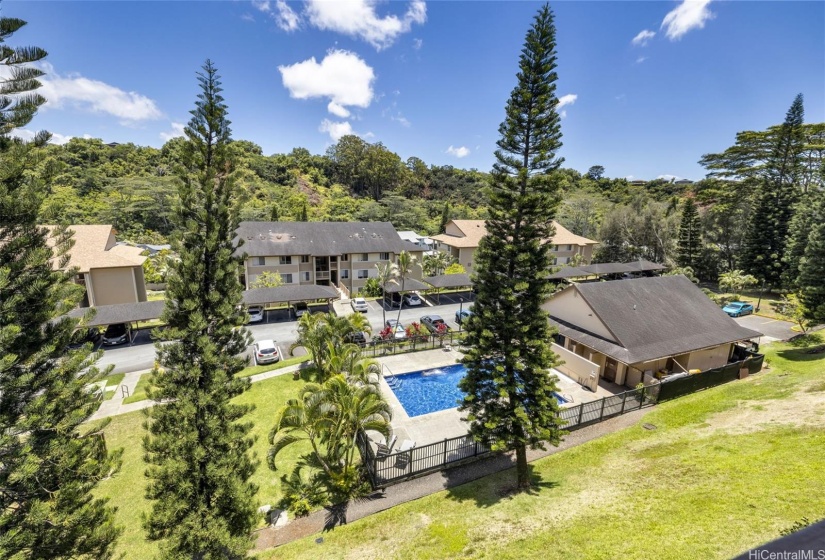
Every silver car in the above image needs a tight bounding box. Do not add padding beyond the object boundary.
[252,339,280,365]
[351,297,369,313]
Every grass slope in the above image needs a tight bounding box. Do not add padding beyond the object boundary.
[96,369,314,559]
[265,339,825,560]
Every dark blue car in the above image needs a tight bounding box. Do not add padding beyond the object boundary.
[722,301,754,317]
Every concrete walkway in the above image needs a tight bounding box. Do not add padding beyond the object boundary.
[252,407,651,552]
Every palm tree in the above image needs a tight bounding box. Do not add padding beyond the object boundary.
[395,250,417,327]
[289,312,373,380]
[269,373,392,497]
[375,261,398,326]
[718,269,758,300]
[423,251,452,276]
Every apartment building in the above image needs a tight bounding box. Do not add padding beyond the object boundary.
[48,224,148,307]
[431,219,598,273]
[236,222,425,295]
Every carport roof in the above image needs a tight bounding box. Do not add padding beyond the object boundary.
[423,273,472,289]
[242,285,339,305]
[382,278,431,293]
[68,300,165,327]
[549,266,590,279]
[579,262,639,275]
[626,259,667,272]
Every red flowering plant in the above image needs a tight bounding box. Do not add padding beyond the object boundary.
[405,322,429,346]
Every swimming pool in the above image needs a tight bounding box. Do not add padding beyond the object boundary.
[387,363,568,418]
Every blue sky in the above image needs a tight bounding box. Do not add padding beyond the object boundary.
[9,0,825,181]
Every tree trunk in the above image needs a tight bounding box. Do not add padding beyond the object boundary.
[516,444,530,490]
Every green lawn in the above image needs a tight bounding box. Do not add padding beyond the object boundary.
[102,373,125,401]
[96,369,315,559]
[264,338,825,560]
[120,358,310,404]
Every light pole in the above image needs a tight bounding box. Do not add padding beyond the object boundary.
[459,297,464,328]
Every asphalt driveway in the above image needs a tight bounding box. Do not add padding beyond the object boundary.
[733,314,797,341]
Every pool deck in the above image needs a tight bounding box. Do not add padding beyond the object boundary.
[374,349,626,448]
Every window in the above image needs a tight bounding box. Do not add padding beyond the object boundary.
[341,254,349,262]
[283,273,293,284]
[552,245,558,252]
[357,269,369,279]
[341,269,349,279]
[280,256,292,265]
[255,256,265,266]
[301,255,310,263]
[566,244,572,251]
[361,253,369,262]
[552,258,558,265]
[379,252,390,261]
[302,271,310,282]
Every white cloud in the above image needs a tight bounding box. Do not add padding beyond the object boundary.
[661,0,714,41]
[279,50,375,116]
[558,93,578,109]
[412,38,423,50]
[38,63,162,122]
[11,129,75,145]
[305,0,427,50]
[657,174,680,181]
[631,29,656,46]
[160,122,186,142]
[392,115,410,127]
[446,145,469,158]
[327,102,351,118]
[274,0,301,31]
[636,56,648,64]
[319,119,354,141]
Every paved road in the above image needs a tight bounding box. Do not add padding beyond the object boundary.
[94,294,472,374]
[733,314,797,341]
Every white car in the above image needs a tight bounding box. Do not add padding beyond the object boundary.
[351,297,369,313]
[403,293,422,306]
[246,305,264,323]
[252,339,280,365]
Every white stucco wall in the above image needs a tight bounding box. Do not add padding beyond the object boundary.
[552,343,600,391]
[687,344,733,371]
[543,288,616,342]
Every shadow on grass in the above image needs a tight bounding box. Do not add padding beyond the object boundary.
[444,461,559,508]
[785,332,823,348]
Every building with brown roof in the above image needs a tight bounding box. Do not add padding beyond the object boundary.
[431,219,598,273]
[48,225,148,307]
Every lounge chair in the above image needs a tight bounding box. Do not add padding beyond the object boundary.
[394,439,416,470]
[375,434,397,458]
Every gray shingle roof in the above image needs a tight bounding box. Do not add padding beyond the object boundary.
[580,262,639,275]
[423,273,472,289]
[235,221,409,257]
[626,259,667,272]
[241,285,338,305]
[549,266,590,279]
[382,278,431,293]
[550,275,762,364]
[68,300,165,327]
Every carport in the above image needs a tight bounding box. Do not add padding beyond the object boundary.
[67,300,166,344]
[382,278,431,308]
[626,259,666,274]
[241,284,339,320]
[423,273,473,304]
[549,267,591,281]
[579,262,640,276]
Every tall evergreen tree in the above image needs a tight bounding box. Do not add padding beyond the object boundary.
[798,192,825,323]
[676,197,702,268]
[0,10,122,559]
[741,94,805,288]
[143,61,258,559]
[298,201,308,221]
[458,3,565,491]
[438,201,450,233]
[782,191,822,290]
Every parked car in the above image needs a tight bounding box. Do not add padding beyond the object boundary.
[455,306,474,325]
[403,293,422,306]
[420,314,450,333]
[252,339,280,365]
[345,331,368,346]
[102,323,131,346]
[384,319,406,340]
[351,297,369,313]
[723,301,754,317]
[246,305,264,323]
[291,301,309,318]
[68,327,102,350]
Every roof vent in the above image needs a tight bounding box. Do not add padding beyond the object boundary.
[258,234,264,240]
[276,234,282,240]
[291,235,296,239]
[247,236,253,240]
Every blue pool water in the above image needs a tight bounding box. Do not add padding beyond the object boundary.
[388,364,568,418]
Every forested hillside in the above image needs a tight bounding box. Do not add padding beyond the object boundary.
[34,119,824,287]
